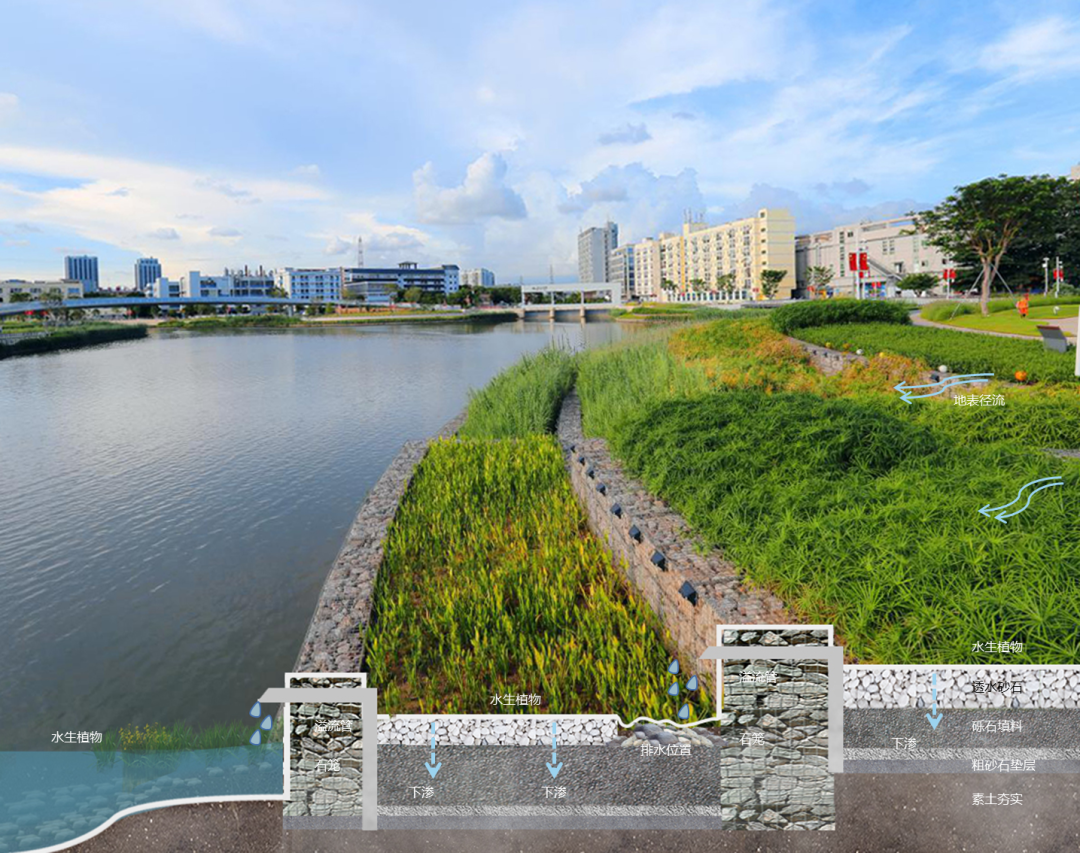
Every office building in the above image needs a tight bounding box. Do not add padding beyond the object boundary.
[608,245,636,301]
[134,257,162,292]
[275,268,343,302]
[146,277,182,299]
[461,268,496,289]
[577,221,618,283]
[795,216,950,298]
[175,268,275,299]
[342,263,460,303]
[64,255,99,292]
[0,279,86,302]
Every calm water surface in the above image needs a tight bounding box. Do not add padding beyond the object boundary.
[0,320,627,748]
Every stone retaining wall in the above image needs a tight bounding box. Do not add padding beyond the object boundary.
[556,391,791,691]
[286,675,364,817]
[293,412,466,673]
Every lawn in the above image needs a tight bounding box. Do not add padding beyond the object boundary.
[577,318,1080,664]
[937,304,1079,337]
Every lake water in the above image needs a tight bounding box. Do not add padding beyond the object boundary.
[0,320,626,750]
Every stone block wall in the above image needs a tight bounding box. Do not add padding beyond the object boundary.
[718,628,834,830]
[285,676,364,817]
[556,392,790,695]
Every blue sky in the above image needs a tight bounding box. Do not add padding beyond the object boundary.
[2,0,1080,286]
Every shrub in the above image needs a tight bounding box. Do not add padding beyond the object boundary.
[797,322,1080,384]
[770,300,913,335]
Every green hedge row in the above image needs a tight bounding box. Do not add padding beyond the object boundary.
[0,324,147,358]
[770,300,913,335]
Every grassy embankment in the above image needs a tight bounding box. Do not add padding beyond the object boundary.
[363,346,711,720]
[157,314,303,330]
[611,303,767,322]
[920,295,1080,337]
[576,303,1080,665]
[0,322,147,358]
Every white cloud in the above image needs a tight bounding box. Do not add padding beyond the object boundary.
[292,164,321,178]
[324,235,352,255]
[598,123,652,146]
[209,225,242,237]
[148,227,180,240]
[978,16,1080,80]
[413,153,527,224]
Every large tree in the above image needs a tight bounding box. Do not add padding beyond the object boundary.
[807,265,833,298]
[759,269,787,300]
[914,174,1064,316]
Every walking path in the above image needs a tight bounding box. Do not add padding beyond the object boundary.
[910,310,1078,343]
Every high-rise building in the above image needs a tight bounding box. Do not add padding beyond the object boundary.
[624,209,796,302]
[795,216,950,298]
[577,221,618,283]
[64,255,99,292]
[607,245,636,301]
[461,268,496,289]
[134,257,162,293]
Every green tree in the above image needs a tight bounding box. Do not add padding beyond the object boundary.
[914,174,1064,316]
[759,269,787,300]
[39,288,65,327]
[10,291,33,303]
[807,265,834,298]
[689,277,706,293]
[897,272,938,296]
[715,272,736,300]
[403,286,423,304]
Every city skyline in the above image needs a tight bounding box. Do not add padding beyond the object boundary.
[2,1,1080,285]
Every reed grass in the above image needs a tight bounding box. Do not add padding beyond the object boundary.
[364,437,712,718]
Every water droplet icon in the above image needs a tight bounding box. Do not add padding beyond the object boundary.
[261,715,273,731]
[678,703,690,721]
[686,675,699,691]
[249,730,261,745]
[249,702,261,718]
[668,659,680,675]
[668,681,680,696]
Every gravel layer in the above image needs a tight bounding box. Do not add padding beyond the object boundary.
[844,668,1080,709]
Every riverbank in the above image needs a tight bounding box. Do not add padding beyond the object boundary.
[156,310,519,332]
[0,323,147,359]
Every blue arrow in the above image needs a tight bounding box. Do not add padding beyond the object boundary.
[668,659,680,675]
[686,675,698,691]
[979,477,1064,519]
[668,681,680,696]
[993,480,1064,523]
[894,373,993,404]
[426,722,441,778]
[927,673,942,729]
[547,720,562,778]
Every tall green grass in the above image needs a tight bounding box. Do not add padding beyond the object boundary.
[797,322,1080,384]
[364,437,712,719]
[576,318,1080,664]
[91,720,283,754]
[458,346,577,438]
[769,300,913,335]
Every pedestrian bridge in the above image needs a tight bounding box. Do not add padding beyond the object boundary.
[0,295,361,317]
[516,282,621,320]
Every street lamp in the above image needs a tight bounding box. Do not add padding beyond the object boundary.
[1043,257,1050,295]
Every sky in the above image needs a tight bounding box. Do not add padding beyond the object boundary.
[2,0,1080,286]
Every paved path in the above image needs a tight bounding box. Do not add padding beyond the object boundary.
[910,310,1078,343]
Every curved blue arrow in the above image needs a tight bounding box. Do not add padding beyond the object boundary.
[894,374,993,404]
[994,480,1063,523]
[979,477,1063,518]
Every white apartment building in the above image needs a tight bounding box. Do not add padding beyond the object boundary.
[0,279,86,302]
[275,268,343,301]
[461,268,495,289]
[795,216,950,298]
[146,277,182,299]
[620,209,796,302]
[178,270,274,299]
[607,245,635,300]
[578,221,618,283]
[630,238,662,300]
